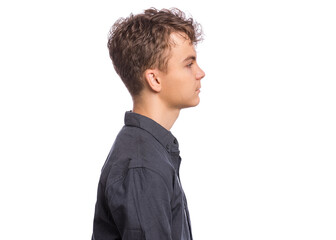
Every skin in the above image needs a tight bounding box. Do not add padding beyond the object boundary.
[133,32,205,130]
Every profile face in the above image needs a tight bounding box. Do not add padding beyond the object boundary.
[158,32,205,110]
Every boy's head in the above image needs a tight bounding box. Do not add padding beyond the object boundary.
[107,8,203,97]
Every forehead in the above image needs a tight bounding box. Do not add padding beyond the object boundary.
[169,32,196,60]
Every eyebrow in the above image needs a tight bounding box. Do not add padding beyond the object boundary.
[182,55,196,62]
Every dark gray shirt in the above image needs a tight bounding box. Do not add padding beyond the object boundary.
[92,111,193,240]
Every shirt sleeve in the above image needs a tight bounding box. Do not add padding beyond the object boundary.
[106,167,173,240]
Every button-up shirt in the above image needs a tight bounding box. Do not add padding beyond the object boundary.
[92,111,193,240]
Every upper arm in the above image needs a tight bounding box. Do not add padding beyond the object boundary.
[106,167,173,239]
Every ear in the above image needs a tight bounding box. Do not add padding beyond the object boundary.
[143,69,161,93]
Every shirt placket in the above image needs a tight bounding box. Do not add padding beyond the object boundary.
[171,151,193,240]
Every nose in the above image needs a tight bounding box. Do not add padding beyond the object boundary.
[196,65,205,80]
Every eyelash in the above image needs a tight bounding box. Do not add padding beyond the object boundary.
[186,62,193,68]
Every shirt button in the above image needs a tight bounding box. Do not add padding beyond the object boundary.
[173,138,178,144]
[166,144,170,151]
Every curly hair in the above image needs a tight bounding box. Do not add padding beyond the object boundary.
[107,8,203,96]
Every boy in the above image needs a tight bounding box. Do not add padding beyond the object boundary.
[92,8,205,240]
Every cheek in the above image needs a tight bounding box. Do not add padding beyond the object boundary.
[163,69,195,97]
[165,72,185,90]
[176,69,194,85]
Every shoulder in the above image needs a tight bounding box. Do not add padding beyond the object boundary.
[99,125,176,194]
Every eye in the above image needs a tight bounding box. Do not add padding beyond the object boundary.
[186,62,193,68]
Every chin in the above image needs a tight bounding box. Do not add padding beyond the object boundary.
[180,97,200,109]
[193,98,201,107]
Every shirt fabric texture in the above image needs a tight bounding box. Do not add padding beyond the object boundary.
[92,111,193,240]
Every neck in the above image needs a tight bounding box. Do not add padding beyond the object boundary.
[132,95,180,131]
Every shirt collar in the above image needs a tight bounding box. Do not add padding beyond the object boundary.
[124,111,180,154]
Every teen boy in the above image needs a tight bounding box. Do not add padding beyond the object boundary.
[92,8,205,240]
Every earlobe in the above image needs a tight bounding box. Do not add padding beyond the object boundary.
[144,69,161,93]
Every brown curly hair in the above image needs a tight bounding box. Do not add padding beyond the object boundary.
[107,8,203,96]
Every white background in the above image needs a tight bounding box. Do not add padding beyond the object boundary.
[1,0,335,239]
